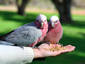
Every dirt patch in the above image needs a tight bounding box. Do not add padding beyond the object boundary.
[0,6,85,15]
[72,9,85,15]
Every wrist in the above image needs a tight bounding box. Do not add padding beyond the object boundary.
[33,48,44,59]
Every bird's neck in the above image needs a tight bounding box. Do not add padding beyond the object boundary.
[38,21,48,41]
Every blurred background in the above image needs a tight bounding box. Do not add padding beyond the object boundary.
[0,0,85,64]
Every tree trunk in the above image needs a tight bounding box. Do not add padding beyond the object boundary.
[52,0,72,23]
[16,0,30,16]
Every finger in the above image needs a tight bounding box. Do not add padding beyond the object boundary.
[49,45,75,56]
[61,45,75,53]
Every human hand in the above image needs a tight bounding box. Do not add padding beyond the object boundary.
[33,43,75,58]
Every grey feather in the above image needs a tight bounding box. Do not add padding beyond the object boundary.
[5,23,42,46]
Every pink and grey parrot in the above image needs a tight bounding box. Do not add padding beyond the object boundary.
[44,16,63,44]
[0,14,48,47]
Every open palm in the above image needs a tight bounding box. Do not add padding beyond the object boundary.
[38,43,75,57]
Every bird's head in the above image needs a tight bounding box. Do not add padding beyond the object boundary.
[50,16,59,28]
[36,14,47,28]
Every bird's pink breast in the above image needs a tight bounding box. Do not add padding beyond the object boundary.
[45,21,63,43]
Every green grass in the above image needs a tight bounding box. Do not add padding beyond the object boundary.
[0,11,85,64]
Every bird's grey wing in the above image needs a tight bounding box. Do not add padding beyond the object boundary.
[5,26,42,46]
[5,22,35,36]
[0,22,34,40]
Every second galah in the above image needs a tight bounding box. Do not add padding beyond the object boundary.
[44,16,63,44]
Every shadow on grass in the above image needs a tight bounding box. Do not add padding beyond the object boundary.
[0,11,85,28]
[62,21,85,29]
[0,11,38,23]
[73,20,85,28]
[0,11,85,64]
[31,54,85,64]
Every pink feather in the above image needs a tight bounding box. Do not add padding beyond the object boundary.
[44,21,63,44]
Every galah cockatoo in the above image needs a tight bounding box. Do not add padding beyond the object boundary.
[0,14,48,47]
[44,16,63,44]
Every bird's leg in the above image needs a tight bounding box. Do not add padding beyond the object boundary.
[50,41,56,47]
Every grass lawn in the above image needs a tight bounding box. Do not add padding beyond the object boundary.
[0,11,85,64]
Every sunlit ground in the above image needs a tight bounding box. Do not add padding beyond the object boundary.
[0,10,85,64]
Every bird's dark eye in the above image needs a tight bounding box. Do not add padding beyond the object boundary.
[54,21,57,23]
